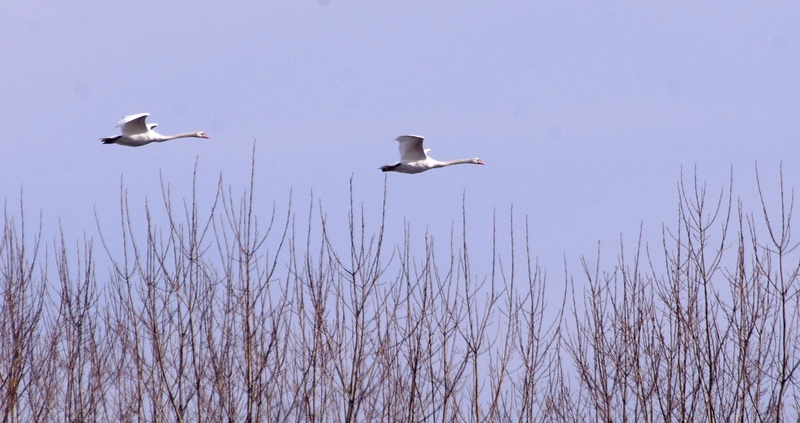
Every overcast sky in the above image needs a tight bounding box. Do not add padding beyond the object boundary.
[2,2,799,275]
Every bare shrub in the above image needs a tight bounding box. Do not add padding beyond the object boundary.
[564,168,800,422]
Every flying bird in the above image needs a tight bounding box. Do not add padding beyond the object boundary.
[100,113,208,147]
[380,135,484,174]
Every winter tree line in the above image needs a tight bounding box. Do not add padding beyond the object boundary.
[2,166,799,422]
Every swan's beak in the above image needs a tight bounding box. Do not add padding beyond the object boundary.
[200,133,210,139]
[477,159,485,165]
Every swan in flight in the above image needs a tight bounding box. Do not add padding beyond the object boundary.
[101,113,208,147]
[380,135,484,174]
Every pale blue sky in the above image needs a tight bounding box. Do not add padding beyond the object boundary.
[1,2,799,273]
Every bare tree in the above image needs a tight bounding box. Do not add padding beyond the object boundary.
[0,199,46,423]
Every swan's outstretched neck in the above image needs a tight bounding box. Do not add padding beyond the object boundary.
[160,132,209,141]
[438,158,484,167]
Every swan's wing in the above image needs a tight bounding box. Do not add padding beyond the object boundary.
[396,135,427,161]
[147,123,158,130]
[116,113,150,136]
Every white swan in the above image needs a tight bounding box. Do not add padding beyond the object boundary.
[101,113,208,147]
[380,135,484,174]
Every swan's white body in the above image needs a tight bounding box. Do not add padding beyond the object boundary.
[101,113,208,147]
[380,135,483,174]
